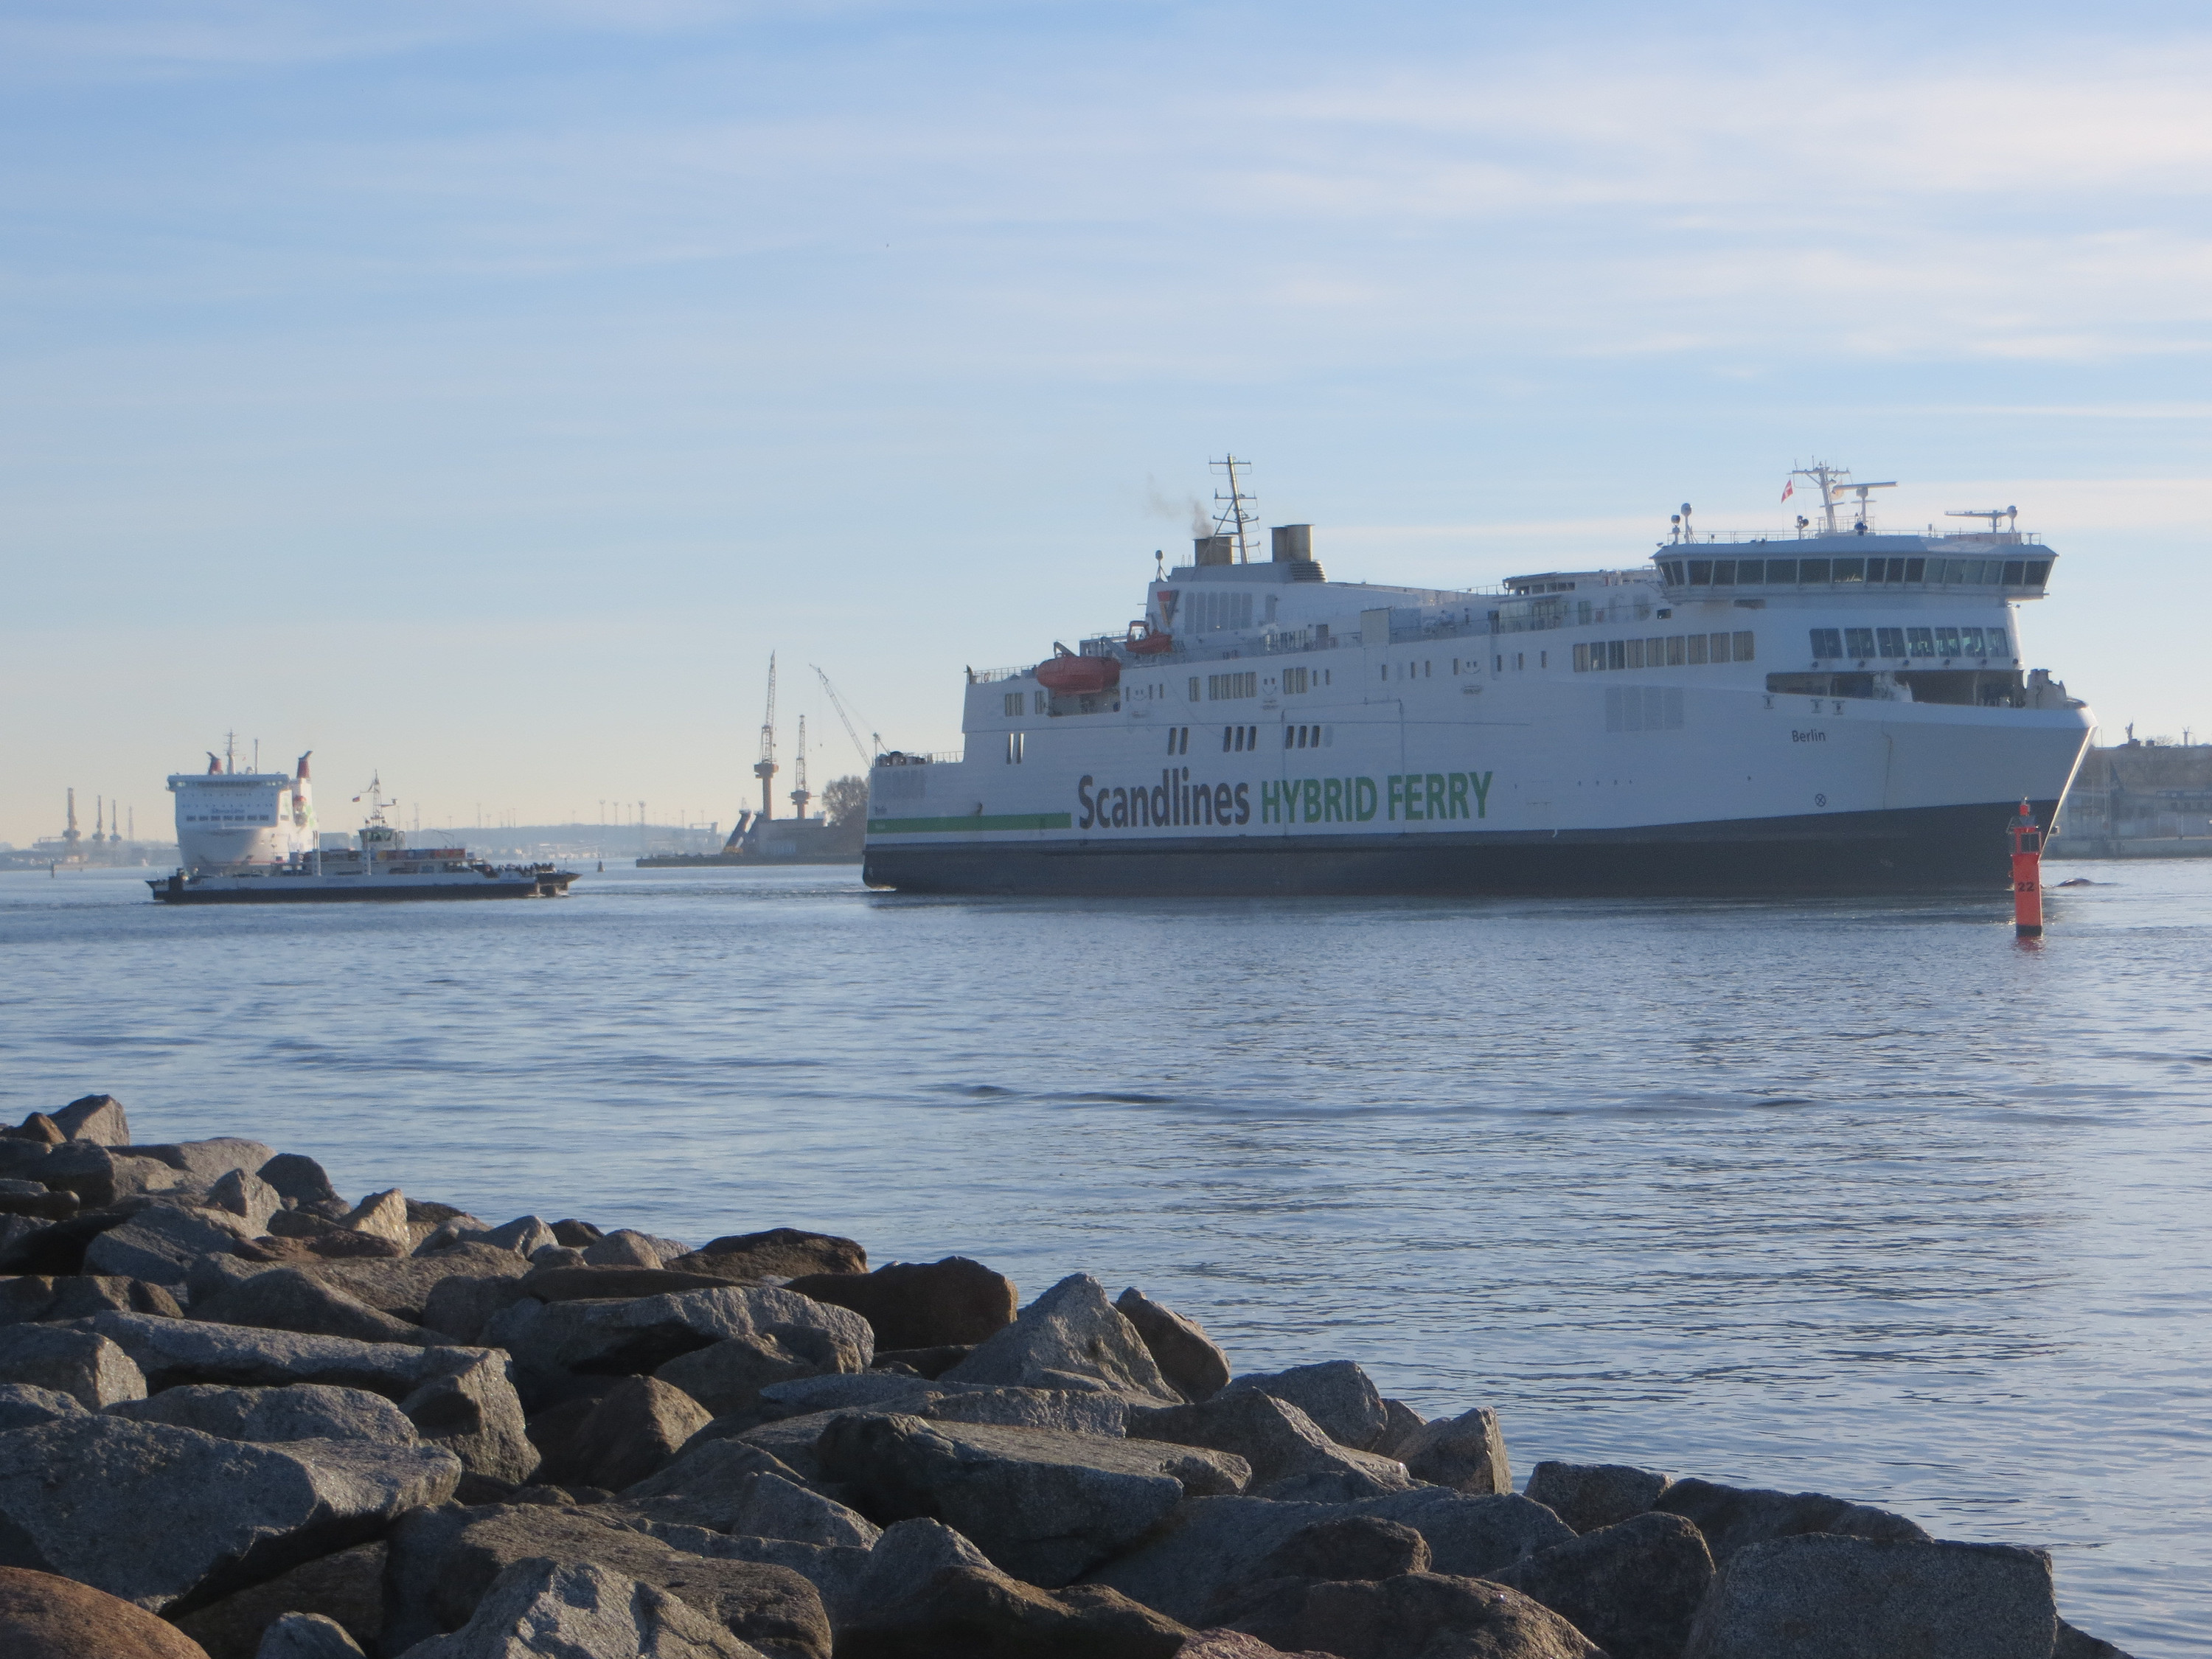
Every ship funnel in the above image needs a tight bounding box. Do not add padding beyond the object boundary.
[1270,524,1312,563]
[1193,535,1234,566]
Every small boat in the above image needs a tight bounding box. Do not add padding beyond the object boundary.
[1034,644,1121,695]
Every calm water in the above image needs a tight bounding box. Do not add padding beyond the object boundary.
[3,861,2208,1654]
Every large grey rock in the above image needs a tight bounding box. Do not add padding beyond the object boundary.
[655,1334,844,1418]
[1128,1388,1411,1500]
[1655,1477,1931,1564]
[191,1268,439,1348]
[486,1287,872,1407]
[174,1541,387,1659]
[1524,1460,1673,1534]
[0,1324,147,1408]
[83,1205,260,1285]
[209,1169,284,1234]
[582,1230,666,1267]
[111,1383,417,1445]
[0,1415,458,1613]
[1231,1571,1601,1659]
[618,1439,841,1531]
[671,1229,866,1283]
[0,1271,180,1324]
[1491,1512,1713,1659]
[305,1245,532,1321]
[255,1612,366,1658]
[2055,1618,2138,1658]
[625,1527,872,1632]
[939,1273,1175,1401]
[383,1502,829,1658]
[1114,1287,1231,1403]
[554,1376,712,1491]
[927,1385,1130,1437]
[87,1310,494,1398]
[402,1557,765,1658]
[1397,1406,1509,1495]
[129,1138,280,1187]
[52,1092,132,1144]
[341,1191,411,1248]
[423,1275,533,1344]
[816,1411,1243,1587]
[472,1215,557,1258]
[1683,1533,2059,1659]
[1220,1361,1388,1452]
[838,1561,1192,1659]
[1375,1399,1427,1458]
[1261,1515,1431,1581]
[0,1382,86,1429]
[1086,1490,1574,1627]
[397,1349,540,1486]
[758,1372,940,1416]
[627,1469,880,1550]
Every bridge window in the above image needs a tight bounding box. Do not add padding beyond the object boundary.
[1877,627,1906,656]
[1845,627,1877,658]
[1810,628,1843,658]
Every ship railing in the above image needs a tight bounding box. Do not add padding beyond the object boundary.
[967,665,1029,685]
[874,749,963,767]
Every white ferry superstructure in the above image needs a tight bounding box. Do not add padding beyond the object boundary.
[152,754,576,902]
[862,464,2096,895]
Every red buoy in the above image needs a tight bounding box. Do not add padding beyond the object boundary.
[2010,799,2043,938]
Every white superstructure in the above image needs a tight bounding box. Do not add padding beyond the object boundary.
[167,744,316,872]
[863,464,2096,895]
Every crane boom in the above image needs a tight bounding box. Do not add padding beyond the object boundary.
[752,654,779,821]
[811,665,881,768]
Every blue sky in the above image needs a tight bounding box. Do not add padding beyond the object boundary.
[4,0,2209,842]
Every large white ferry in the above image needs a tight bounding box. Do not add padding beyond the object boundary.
[863,463,2096,895]
[151,752,576,903]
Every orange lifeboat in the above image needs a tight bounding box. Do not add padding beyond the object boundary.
[1124,620,1174,656]
[1035,644,1121,695]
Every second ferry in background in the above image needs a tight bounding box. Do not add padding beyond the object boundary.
[863,462,2096,896]
[150,751,577,903]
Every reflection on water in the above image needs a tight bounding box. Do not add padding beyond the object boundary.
[3,862,2208,1653]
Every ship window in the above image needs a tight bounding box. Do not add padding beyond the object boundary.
[1284,667,1309,694]
[1801,559,1831,582]
[1034,690,1047,714]
[1877,627,1906,657]
[1644,638,1661,664]
[1688,560,1712,585]
[1663,636,1683,665]
[2001,560,2024,585]
[1765,559,1797,582]
[1962,627,1987,655]
[1626,639,1645,668]
[1733,630,1755,661]
[1810,628,1843,659]
[1516,653,1526,670]
[2024,560,2050,588]
[1845,627,1877,658]
[1936,625,1963,657]
[1495,655,1503,673]
[1607,641,1625,669]
[1687,633,1708,664]
[1573,644,1589,672]
[1908,626,1935,657]
[1713,560,1736,585]
[1834,557,1865,583]
[1540,650,1547,669]
[1207,671,1256,700]
[1905,557,1926,581]
[1004,693,1023,717]
[1222,726,1234,751]
[1735,559,1763,583]
[1189,678,1201,701]
[1989,628,2011,658]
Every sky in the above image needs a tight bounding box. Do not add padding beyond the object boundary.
[4,0,2210,844]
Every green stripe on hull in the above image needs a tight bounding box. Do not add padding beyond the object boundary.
[868,813,1072,834]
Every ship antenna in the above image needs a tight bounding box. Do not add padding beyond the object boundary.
[1210,456,1259,563]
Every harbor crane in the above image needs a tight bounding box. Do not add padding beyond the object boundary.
[753,655,778,821]
[812,666,882,768]
[789,715,811,821]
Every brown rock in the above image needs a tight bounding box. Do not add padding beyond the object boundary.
[789,1257,1018,1350]
[171,1543,384,1659]
[240,1233,403,1264]
[1180,1634,1340,1659]
[4,1113,65,1145]
[53,1093,132,1144]
[0,1188,75,1220]
[0,1565,209,1658]
[1115,1288,1231,1403]
[340,1190,411,1247]
[838,1563,1191,1659]
[1262,1516,1430,1582]
[550,1218,605,1247]
[1490,1512,1713,1659]
[672,1228,867,1281]
[1234,1572,1604,1659]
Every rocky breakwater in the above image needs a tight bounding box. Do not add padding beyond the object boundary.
[0,1093,2135,1659]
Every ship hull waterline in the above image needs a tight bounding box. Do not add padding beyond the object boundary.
[863,799,2059,898]
[150,877,574,903]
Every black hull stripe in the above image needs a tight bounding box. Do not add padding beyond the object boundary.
[863,799,2056,897]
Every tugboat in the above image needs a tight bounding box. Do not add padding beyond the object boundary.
[150,753,577,903]
[863,459,2097,896]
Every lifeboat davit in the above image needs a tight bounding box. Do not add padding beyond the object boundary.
[1124,620,1174,656]
[1035,644,1121,695]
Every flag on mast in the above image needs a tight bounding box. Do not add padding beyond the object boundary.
[1781,477,1795,504]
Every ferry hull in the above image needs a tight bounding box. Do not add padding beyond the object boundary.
[863,799,2058,897]
[150,874,574,903]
